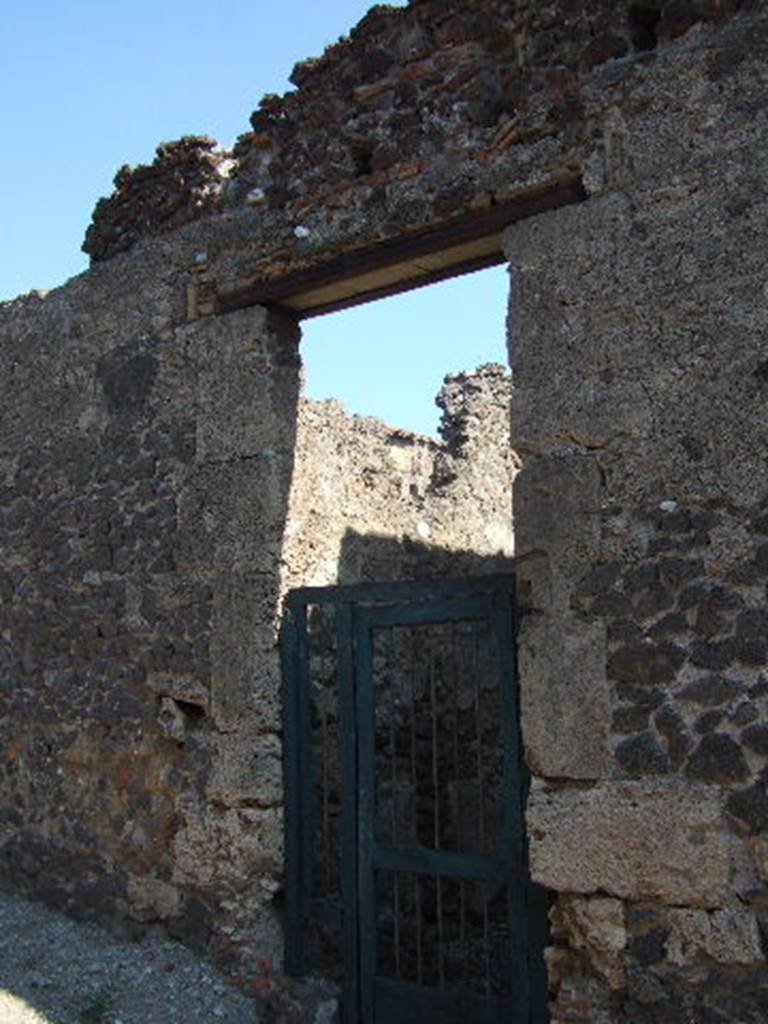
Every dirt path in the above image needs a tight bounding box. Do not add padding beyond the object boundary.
[0,888,260,1024]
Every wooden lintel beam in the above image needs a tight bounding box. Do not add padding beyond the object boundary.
[216,177,586,319]
[292,250,506,319]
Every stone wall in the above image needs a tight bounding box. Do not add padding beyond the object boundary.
[0,264,302,972]
[282,362,516,592]
[506,9,768,1021]
[0,255,513,987]
[80,2,755,307]
[2,1,768,1020]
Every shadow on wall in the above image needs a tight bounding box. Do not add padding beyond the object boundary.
[285,529,551,1021]
[0,301,303,979]
[286,524,518,965]
[335,527,515,586]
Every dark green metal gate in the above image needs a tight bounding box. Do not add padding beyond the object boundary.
[281,576,547,1024]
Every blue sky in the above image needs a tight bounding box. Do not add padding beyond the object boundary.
[0,1,509,436]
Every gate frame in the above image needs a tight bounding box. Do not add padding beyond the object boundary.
[280,575,547,1023]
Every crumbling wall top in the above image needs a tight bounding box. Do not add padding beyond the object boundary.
[82,0,752,277]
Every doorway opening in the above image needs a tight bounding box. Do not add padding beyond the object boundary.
[299,265,511,438]
[262,180,588,1021]
[277,267,541,1023]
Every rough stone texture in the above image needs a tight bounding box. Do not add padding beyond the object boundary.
[515,455,611,778]
[0,274,301,980]
[527,780,733,908]
[502,7,768,1019]
[3,1,768,1021]
[83,138,234,263]
[282,363,516,592]
[76,3,757,310]
[550,896,627,991]
[663,908,763,967]
[0,268,513,991]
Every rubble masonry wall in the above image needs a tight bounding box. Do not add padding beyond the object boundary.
[1,1,767,1020]
[0,254,514,982]
[506,10,768,1020]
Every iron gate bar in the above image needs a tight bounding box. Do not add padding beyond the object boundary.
[280,599,310,977]
[352,596,492,630]
[386,628,402,981]
[280,574,546,1024]
[354,599,377,1024]
[372,846,516,881]
[336,602,360,1024]
[494,591,525,855]
[284,573,524,609]
[493,591,530,1011]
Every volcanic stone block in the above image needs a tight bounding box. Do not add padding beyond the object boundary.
[554,895,627,991]
[607,641,685,687]
[519,614,611,779]
[685,733,749,785]
[664,908,763,966]
[726,782,768,834]
[742,723,768,756]
[528,780,731,906]
[192,306,299,464]
[615,731,670,777]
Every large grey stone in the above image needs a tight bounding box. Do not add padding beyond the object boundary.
[514,454,610,778]
[554,895,627,991]
[664,908,763,966]
[210,570,281,732]
[520,614,611,779]
[528,780,732,907]
[513,455,601,582]
[191,306,299,464]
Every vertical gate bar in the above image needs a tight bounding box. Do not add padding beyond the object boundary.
[460,878,466,984]
[451,622,460,818]
[493,590,522,852]
[454,624,467,984]
[506,881,515,999]
[355,612,377,1024]
[281,599,309,976]
[437,850,445,984]
[409,641,419,847]
[483,883,491,996]
[415,875,423,986]
[299,606,315,915]
[388,627,402,979]
[393,870,402,979]
[409,652,423,986]
[429,642,445,986]
[320,645,332,894]
[492,588,530,1016]
[471,621,492,995]
[430,641,441,850]
[472,624,486,851]
[389,626,397,848]
[337,602,360,1024]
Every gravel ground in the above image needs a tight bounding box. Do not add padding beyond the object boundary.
[0,889,261,1024]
